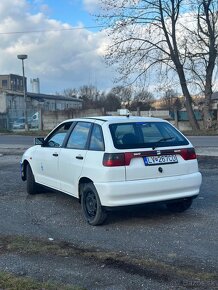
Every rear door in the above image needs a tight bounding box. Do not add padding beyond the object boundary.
[109,121,196,181]
[125,148,193,181]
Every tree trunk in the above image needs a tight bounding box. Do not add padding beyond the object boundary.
[203,56,215,129]
[176,65,200,130]
[184,95,199,131]
[202,99,212,129]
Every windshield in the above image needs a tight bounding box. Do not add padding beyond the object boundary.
[109,122,189,149]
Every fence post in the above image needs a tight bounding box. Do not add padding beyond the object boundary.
[137,107,141,116]
[39,107,43,131]
[174,108,178,128]
[217,104,218,121]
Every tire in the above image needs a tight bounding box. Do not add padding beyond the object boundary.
[81,183,107,226]
[166,198,193,213]
[26,164,39,195]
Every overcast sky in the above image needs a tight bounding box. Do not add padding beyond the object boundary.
[1,0,217,96]
[0,0,114,94]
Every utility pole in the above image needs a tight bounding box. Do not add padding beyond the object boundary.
[17,54,28,131]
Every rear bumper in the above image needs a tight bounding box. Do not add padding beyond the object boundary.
[95,172,202,207]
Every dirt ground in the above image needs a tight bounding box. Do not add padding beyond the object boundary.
[0,154,217,290]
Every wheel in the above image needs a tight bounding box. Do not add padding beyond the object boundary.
[81,183,107,226]
[166,198,193,213]
[26,164,39,195]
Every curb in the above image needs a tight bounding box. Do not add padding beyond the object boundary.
[195,147,218,157]
[0,145,29,155]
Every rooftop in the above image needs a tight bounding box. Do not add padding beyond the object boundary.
[212,92,218,100]
[1,90,82,103]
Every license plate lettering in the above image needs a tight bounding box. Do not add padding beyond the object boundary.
[144,155,178,165]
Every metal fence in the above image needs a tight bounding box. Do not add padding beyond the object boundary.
[0,113,7,130]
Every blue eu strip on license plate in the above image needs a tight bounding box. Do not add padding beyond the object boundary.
[144,155,178,166]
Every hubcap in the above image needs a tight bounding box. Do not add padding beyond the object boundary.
[85,191,97,217]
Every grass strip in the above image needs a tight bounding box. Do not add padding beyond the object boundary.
[0,235,217,287]
[0,271,85,290]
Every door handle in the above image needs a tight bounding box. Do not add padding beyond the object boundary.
[76,155,83,160]
[53,153,59,157]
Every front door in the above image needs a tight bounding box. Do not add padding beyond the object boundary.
[33,122,73,190]
[59,121,92,196]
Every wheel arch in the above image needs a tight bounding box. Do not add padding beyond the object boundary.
[22,159,30,181]
[78,177,93,202]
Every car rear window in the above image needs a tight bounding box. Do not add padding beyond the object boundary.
[109,122,189,149]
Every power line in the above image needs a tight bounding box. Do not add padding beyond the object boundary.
[0,25,105,35]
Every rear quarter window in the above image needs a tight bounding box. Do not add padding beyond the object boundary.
[89,124,105,151]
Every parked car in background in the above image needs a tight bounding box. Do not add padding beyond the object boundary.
[12,112,39,130]
[12,117,25,129]
[21,116,202,225]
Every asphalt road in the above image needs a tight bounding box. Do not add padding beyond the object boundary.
[188,136,218,147]
[0,154,217,289]
[0,135,35,145]
[0,134,218,147]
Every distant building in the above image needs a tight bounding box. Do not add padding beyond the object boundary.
[0,74,83,125]
[0,90,82,114]
[211,92,218,120]
[30,78,40,93]
[211,92,218,108]
[0,74,26,92]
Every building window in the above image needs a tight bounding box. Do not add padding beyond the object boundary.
[2,80,8,88]
[13,100,17,109]
[56,103,62,110]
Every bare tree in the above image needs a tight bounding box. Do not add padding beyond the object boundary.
[130,89,154,110]
[183,0,218,128]
[62,88,78,98]
[161,88,179,110]
[97,0,217,130]
[77,85,100,109]
[104,92,121,111]
[110,85,133,107]
[79,85,100,101]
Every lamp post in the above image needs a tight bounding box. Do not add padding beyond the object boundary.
[17,54,28,130]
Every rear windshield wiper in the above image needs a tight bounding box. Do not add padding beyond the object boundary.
[152,137,174,149]
[156,137,174,143]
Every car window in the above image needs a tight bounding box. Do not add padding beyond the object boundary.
[46,122,72,148]
[109,122,189,149]
[66,122,92,149]
[14,118,25,124]
[89,124,105,151]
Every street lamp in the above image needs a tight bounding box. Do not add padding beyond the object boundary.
[17,54,28,130]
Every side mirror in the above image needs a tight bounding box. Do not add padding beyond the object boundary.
[34,137,45,146]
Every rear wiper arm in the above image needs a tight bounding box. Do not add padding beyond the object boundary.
[152,137,174,150]
[156,137,174,143]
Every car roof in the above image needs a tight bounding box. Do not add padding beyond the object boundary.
[63,116,166,124]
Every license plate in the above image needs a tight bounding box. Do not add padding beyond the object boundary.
[144,155,178,166]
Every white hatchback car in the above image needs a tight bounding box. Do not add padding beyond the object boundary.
[21,116,202,225]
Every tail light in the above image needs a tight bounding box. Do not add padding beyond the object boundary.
[103,148,196,167]
[103,153,136,166]
[179,148,196,160]
[103,153,125,166]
